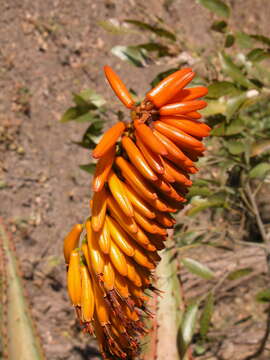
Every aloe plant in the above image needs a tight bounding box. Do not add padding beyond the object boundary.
[0,220,45,360]
[141,233,191,360]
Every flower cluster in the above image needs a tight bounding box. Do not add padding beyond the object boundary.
[63,66,209,359]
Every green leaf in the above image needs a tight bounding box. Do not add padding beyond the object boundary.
[79,163,96,174]
[181,303,199,348]
[250,34,270,46]
[211,122,226,136]
[210,20,227,32]
[201,99,226,116]
[0,223,45,360]
[187,193,226,216]
[235,32,254,49]
[188,186,212,197]
[60,107,80,122]
[226,92,248,119]
[76,120,104,149]
[225,117,245,135]
[197,0,230,18]
[226,140,245,155]
[71,112,99,123]
[225,34,235,48]
[207,81,238,99]
[79,89,106,107]
[137,42,170,57]
[200,292,214,338]
[227,267,253,280]
[98,20,130,35]
[219,52,253,88]
[249,162,270,178]
[256,289,270,303]
[125,19,176,41]
[194,344,206,355]
[247,48,270,62]
[182,258,215,280]
[111,45,147,67]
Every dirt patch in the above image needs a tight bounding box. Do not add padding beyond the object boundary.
[0,1,269,359]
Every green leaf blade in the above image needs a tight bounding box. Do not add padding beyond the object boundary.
[182,257,215,280]
[197,0,230,18]
[200,292,214,338]
[249,163,270,178]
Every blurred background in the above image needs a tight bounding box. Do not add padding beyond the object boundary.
[1,0,270,359]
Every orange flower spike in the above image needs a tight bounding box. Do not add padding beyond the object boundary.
[132,243,156,270]
[185,111,202,119]
[152,177,172,193]
[106,215,135,257]
[134,210,167,236]
[107,170,134,217]
[144,195,177,213]
[123,182,156,220]
[148,251,162,263]
[159,99,207,116]
[67,249,82,306]
[160,116,211,138]
[104,65,135,109]
[162,159,192,186]
[152,129,194,167]
[103,257,115,291]
[92,122,125,159]
[109,240,128,277]
[153,121,205,151]
[160,161,176,183]
[121,136,158,181]
[169,86,208,103]
[98,219,111,254]
[114,272,130,299]
[163,184,187,203]
[126,258,143,288]
[85,219,105,275]
[93,280,110,326]
[135,133,164,175]
[154,211,176,228]
[149,235,166,250]
[107,194,138,234]
[91,187,108,232]
[128,283,149,302]
[63,224,83,264]
[133,210,158,235]
[81,241,92,274]
[80,264,95,322]
[146,68,195,108]
[115,156,158,201]
[134,122,168,156]
[92,145,115,192]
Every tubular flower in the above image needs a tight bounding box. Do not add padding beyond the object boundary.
[64,65,209,359]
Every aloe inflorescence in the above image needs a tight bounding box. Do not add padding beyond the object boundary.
[63,66,209,359]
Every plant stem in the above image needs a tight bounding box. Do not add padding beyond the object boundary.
[245,181,269,245]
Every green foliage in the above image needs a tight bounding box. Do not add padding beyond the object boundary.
[196,0,230,18]
[181,258,215,280]
[60,90,107,173]
[199,292,214,338]
[179,302,199,356]
[0,222,45,360]
[256,289,270,303]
